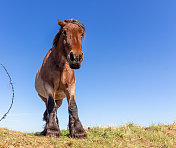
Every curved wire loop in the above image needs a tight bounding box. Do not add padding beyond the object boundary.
[0,63,14,122]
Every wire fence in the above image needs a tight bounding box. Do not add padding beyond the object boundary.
[0,63,14,122]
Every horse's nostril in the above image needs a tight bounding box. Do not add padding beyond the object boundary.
[70,52,74,61]
[79,54,82,61]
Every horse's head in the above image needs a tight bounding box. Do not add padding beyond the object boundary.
[57,19,85,69]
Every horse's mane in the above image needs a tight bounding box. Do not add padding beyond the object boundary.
[53,19,85,47]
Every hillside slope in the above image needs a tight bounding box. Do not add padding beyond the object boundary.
[0,123,176,147]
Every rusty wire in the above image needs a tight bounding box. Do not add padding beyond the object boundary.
[0,63,14,122]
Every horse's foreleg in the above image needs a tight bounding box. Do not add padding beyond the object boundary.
[42,96,61,137]
[68,97,87,138]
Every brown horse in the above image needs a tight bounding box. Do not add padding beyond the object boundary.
[35,19,87,138]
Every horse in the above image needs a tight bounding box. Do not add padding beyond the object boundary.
[35,19,87,138]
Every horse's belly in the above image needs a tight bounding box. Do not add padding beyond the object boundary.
[35,75,47,98]
[35,66,66,100]
[55,90,66,100]
[35,67,49,99]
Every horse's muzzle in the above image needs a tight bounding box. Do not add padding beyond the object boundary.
[69,63,81,69]
[67,51,83,69]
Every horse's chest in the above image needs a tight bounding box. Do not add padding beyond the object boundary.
[55,90,66,100]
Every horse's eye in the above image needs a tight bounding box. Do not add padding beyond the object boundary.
[62,30,66,36]
[81,33,84,38]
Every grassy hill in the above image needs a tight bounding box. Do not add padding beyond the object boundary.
[0,123,176,147]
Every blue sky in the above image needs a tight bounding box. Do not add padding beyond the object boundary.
[0,0,176,132]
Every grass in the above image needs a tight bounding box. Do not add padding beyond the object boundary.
[0,123,176,147]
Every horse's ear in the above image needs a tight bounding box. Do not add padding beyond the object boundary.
[58,19,66,27]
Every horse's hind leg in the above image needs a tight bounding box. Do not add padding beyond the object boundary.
[42,96,61,137]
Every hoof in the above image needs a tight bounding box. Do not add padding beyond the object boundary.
[40,128,61,138]
[46,129,61,138]
[70,129,87,139]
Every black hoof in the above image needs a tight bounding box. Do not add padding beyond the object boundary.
[40,128,61,138]
[70,128,87,139]
[46,129,61,138]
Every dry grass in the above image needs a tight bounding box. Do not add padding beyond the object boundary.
[0,123,176,147]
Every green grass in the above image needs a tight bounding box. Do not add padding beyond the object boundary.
[0,123,176,147]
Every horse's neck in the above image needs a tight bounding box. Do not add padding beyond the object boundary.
[52,44,67,69]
